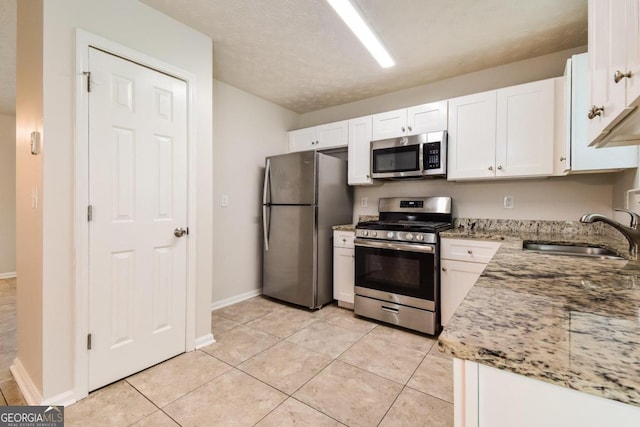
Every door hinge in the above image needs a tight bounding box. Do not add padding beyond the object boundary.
[82,71,92,92]
[87,333,92,350]
[87,205,93,222]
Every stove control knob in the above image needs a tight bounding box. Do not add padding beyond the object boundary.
[371,231,377,237]
[387,232,395,239]
[415,234,424,241]
[405,233,413,240]
[362,230,369,237]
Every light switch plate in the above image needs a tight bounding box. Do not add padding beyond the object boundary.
[221,194,229,207]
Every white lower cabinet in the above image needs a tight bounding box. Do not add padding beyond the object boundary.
[333,230,355,306]
[440,238,501,327]
[454,359,640,427]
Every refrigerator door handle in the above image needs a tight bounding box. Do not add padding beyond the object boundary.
[263,205,270,251]
[263,158,271,251]
[263,158,271,205]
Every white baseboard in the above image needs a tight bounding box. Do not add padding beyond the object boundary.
[194,333,215,349]
[211,288,261,311]
[10,357,42,405]
[10,357,77,407]
[0,272,16,279]
[42,390,76,407]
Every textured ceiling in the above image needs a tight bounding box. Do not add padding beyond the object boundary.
[0,0,16,115]
[0,0,587,115]
[141,0,587,113]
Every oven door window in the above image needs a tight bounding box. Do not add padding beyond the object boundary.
[372,145,419,173]
[355,244,435,301]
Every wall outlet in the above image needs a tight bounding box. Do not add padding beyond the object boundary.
[221,194,229,207]
[503,195,514,209]
[361,197,368,208]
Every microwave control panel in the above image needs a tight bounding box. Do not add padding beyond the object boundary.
[423,142,441,170]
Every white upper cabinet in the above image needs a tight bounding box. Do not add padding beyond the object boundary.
[558,53,638,173]
[588,0,640,147]
[288,120,348,152]
[448,79,556,180]
[447,91,498,179]
[348,116,374,185]
[496,79,555,177]
[371,101,447,140]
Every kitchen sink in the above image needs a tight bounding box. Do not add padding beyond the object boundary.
[522,241,625,260]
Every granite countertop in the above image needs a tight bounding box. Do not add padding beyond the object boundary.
[333,224,355,232]
[438,221,640,407]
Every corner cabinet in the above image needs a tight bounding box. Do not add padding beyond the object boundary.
[333,230,355,307]
[556,53,638,174]
[371,101,447,140]
[348,116,374,185]
[440,238,500,327]
[587,0,640,147]
[288,120,348,152]
[448,79,556,180]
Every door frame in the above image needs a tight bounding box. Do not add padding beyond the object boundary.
[73,30,198,401]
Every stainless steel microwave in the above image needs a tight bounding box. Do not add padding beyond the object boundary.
[370,131,447,179]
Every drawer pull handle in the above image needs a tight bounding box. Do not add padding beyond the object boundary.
[467,249,473,254]
[442,267,447,272]
[381,306,399,314]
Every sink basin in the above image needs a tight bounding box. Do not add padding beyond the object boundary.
[522,241,624,260]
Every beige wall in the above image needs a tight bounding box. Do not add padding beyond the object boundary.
[17,0,213,403]
[212,80,297,306]
[16,0,44,394]
[0,114,16,276]
[297,47,587,128]
[352,175,615,223]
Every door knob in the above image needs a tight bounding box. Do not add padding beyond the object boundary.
[174,227,187,237]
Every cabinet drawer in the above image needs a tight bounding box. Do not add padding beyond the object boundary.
[334,230,355,249]
[440,238,500,263]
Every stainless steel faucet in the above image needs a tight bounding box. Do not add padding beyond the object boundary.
[580,209,640,256]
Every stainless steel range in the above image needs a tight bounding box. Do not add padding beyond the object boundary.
[354,197,453,335]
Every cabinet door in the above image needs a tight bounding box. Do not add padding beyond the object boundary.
[407,101,448,135]
[624,0,640,106]
[587,0,628,144]
[440,260,486,327]
[571,53,639,171]
[333,246,355,304]
[288,127,317,152]
[496,79,555,177]
[317,120,348,150]
[447,91,498,180]
[372,108,408,140]
[348,116,374,185]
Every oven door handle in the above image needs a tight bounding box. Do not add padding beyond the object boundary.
[354,238,435,254]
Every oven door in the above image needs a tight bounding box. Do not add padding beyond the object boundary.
[354,238,437,311]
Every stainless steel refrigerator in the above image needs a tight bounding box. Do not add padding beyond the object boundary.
[262,151,353,309]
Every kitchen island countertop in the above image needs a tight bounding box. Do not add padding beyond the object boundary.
[438,226,640,407]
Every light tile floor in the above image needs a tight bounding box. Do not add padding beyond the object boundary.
[0,281,454,426]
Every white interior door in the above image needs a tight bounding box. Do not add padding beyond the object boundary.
[87,47,188,391]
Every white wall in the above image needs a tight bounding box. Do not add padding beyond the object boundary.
[17,0,213,403]
[212,80,297,306]
[0,114,16,276]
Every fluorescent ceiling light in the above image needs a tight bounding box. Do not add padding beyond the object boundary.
[327,0,395,68]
